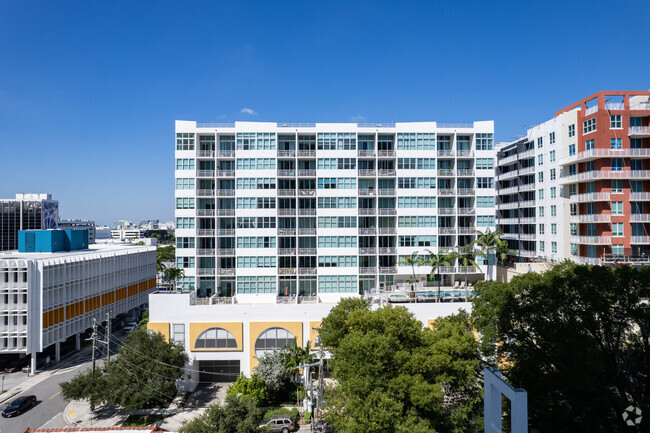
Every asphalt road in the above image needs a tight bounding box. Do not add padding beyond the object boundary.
[0,351,94,433]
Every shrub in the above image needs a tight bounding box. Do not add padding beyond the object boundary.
[226,374,269,405]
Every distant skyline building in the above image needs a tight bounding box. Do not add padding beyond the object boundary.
[58,219,97,244]
[0,193,59,251]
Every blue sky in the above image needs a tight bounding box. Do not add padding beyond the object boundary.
[0,0,648,225]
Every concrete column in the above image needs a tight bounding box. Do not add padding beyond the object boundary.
[30,353,37,375]
[55,341,61,363]
[75,333,81,351]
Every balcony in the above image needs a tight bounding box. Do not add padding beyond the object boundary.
[197,150,215,158]
[501,233,518,239]
[458,227,475,235]
[217,248,235,255]
[630,214,650,222]
[278,228,296,236]
[378,208,396,215]
[378,188,395,196]
[379,267,397,274]
[439,227,456,234]
[631,236,650,244]
[438,266,455,273]
[378,150,396,157]
[519,217,535,224]
[571,192,611,202]
[519,250,537,258]
[278,248,296,255]
[585,105,598,116]
[519,200,536,208]
[197,268,215,276]
[359,247,377,254]
[298,209,316,215]
[570,214,611,223]
[438,247,454,253]
[217,209,235,216]
[497,202,519,210]
[218,150,235,158]
[438,150,454,157]
[297,169,316,177]
[298,189,316,196]
[297,295,317,303]
[277,170,295,177]
[458,188,475,196]
[358,150,376,157]
[359,228,375,235]
[561,170,650,184]
[457,208,475,215]
[630,126,650,137]
[379,247,396,254]
[278,150,296,157]
[196,169,214,177]
[606,102,625,110]
[197,229,215,236]
[298,228,317,235]
[298,248,317,255]
[438,169,455,177]
[278,209,296,216]
[297,150,316,157]
[630,192,650,201]
[378,227,396,234]
[358,169,376,176]
[601,255,650,265]
[197,209,215,216]
[196,248,215,256]
[518,166,535,175]
[359,188,376,196]
[378,169,396,176]
[457,150,474,157]
[458,266,480,273]
[438,208,455,215]
[359,208,376,215]
[457,169,475,177]
[575,257,601,265]
[217,229,235,236]
[197,189,215,197]
[278,189,296,196]
[499,185,519,195]
[518,149,535,159]
[216,170,235,177]
[519,183,536,191]
[359,267,377,274]
[438,188,456,196]
[298,268,317,275]
[497,170,518,181]
[498,154,518,165]
[498,218,518,225]
[570,236,612,245]
[217,189,235,196]
[560,148,650,165]
[279,268,297,275]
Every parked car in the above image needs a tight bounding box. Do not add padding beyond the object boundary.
[123,322,139,332]
[314,420,335,433]
[2,395,37,417]
[4,358,28,373]
[259,414,296,433]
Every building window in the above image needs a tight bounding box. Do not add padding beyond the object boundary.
[569,144,575,156]
[610,138,622,149]
[569,184,577,196]
[476,196,495,207]
[610,114,622,129]
[538,189,544,200]
[571,243,578,255]
[587,245,597,258]
[611,159,623,172]
[550,169,556,181]
[176,197,195,209]
[538,155,543,165]
[549,150,556,162]
[568,125,575,137]
[551,223,557,235]
[631,117,642,127]
[612,201,623,215]
[631,160,643,171]
[477,178,494,188]
[631,138,642,149]
[537,137,543,148]
[176,133,195,150]
[583,117,597,134]
[476,158,494,169]
[176,257,195,268]
[175,178,195,190]
[549,132,556,144]
[550,187,556,198]
[612,223,624,237]
[539,206,545,217]
[586,139,594,151]
[586,161,595,171]
[476,133,494,150]
[176,158,195,170]
[551,205,557,216]
[612,245,624,256]
[611,180,623,194]
[172,324,185,345]
[570,223,577,235]
[195,328,237,349]
[540,241,545,252]
[570,203,577,216]
[539,224,545,235]
[569,164,577,175]
[538,172,544,182]
[551,242,557,253]
[254,327,295,358]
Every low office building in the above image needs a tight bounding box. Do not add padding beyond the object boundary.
[0,193,59,251]
[148,291,470,387]
[0,230,156,372]
[58,219,97,244]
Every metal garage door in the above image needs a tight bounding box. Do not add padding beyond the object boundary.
[198,360,240,382]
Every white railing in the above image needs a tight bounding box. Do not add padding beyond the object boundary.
[298,209,316,215]
[358,169,376,176]
[630,102,650,110]
[359,208,376,215]
[575,256,601,265]
[561,170,650,183]
[197,249,215,255]
[197,209,215,216]
[497,170,518,180]
[298,268,317,275]
[458,266,479,273]
[278,209,296,215]
[278,228,296,236]
[378,150,396,157]
[216,170,234,177]
[277,122,316,127]
[197,268,215,276]
[217,248,234,255]
[359,228,375,235]
[278,248,296,255]
[197,189,215,197]
[197,229,215,236]
[606,102,625,110]
[585,105,598,116]
[438,188,456,195]
[359,188,376,196]
[297,295,317,303]
[499,186,519,195]
[358,123,395,128]
[197,150,215,158]
[196,170,214,177]
[519,217,535,224]
[359,247,377,254]
[378,188,395,196]
[379,267,397,274]
[378,227,396,234]
[278,150,296,157]
[518,183,536,191]
[498,154,518,165]
[359,267,377,274]
[438,208,455,215]
[197,122,235,128]
[438,169,455,176]
[278,268,297,275]
[217,209,235,216]
[278,189,296,196]
[457,150,474,157]
[438,150,454,157]
[298,189,316,196]
[572,192,611,202]
[518,149,535,159]
[379,208,396,215]
[277,170,295,176]
[570,214,611,223]
[379,247,396,254]
[561,148,650,165]
[519,200,536,208]
[629,126,650,135]
[498,218,519,225]
[457,169,475,176]
[630,192,650,201]
[497,202,519,210]
[217,189,235,196]
[457,208,475,215]
[458,227,475,234]
[518,166,535,175]
[570,236,611,244]
[458,188,475,195]
[217,229,234,236]
[378,169,396,176]
[217,268,235,275]
[630,214,650,222]
[298,248,317,255]
[438,123,473,128]
[439,227,456,234]
[500,233,518,239]
[631,236,650,244]
[297,169,316,177]
[358,150,376,157]
[298,228,316,235]
[438,266,455,273]
[217,150,235,157]
[297,150,316,157]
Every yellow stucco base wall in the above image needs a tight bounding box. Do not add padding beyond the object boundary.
[309,321,322,350]
[249,321,303,373]
[148,322,170,342]
[189,322,243,352]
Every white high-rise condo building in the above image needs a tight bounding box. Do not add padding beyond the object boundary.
[174,120,497,301]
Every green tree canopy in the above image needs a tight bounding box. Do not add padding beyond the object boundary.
[320,300,482,433]
[472,262,650,432]
[179,394,265,433]
[60,328,188,410]
[157,245,176,263]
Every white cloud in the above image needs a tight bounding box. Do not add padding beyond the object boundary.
[240,108,257,115]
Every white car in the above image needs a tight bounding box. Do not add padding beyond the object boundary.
[123,322,139,332]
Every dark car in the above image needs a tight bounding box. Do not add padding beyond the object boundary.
[2,395,37,417]
[4,358,28,373]
[314,420,335,433]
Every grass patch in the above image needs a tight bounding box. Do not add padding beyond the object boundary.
[122,414,167,427]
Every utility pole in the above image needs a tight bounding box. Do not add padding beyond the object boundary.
[106,311,111,362]
[90,318,97,374]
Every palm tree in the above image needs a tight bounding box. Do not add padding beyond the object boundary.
[425,249,454,302]
[472,229,504,281]
[163,267,185,292]
[156,257,166,284]
[455,245,481,298]
[494,240,518,266]
[396,251,424,290]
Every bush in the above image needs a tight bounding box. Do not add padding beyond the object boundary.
[290,407,299,420]
[263,407,291,420]
[226,374,269,405]
[304,411,311,422]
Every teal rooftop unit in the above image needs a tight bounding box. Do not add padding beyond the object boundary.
[18,229,89,253]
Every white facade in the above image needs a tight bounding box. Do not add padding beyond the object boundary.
[175,120,497,299]
[58,219,97,244]
[111,228,145,240]
[0,243,157,362]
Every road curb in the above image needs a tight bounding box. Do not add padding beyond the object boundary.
[0,389,21,404]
